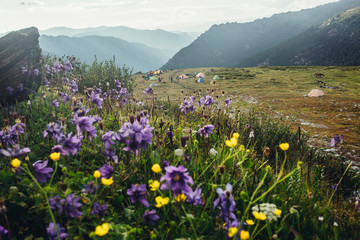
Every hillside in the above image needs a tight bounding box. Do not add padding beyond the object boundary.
[39,35,169,72]
[40,26,198,55]
[161,0,360,70]
[237,7,360,67]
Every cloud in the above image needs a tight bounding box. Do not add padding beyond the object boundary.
[20,0,44,6]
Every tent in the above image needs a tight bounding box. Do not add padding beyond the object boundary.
[149,83,157,87]
[149,76,157,81]
[308,89,325,97]
[196,72,205,78]
[179,74,188,79]
[197,78,204,83]
[213,75,220,80]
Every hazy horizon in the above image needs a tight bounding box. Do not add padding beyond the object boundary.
[0,0,340,34]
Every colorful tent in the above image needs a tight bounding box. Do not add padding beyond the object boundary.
[308,89,325,97]
[197,78,205,83]
[213,75,220,80]
[149,76,157,81]
[149,83,157,87]
[179,74,188,79]
[196,73,205,78]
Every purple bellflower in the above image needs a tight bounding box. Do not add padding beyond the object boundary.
[91,202,108,217]
[143,209,160,225]
[98,164,114,179]
[63,194,83,218]
[127,184,150,207]
[213,183,237,221]
[330,134,344,148]
[33,160,54,183]
[46,222,69,240]
[198,124,214,138]
[160,165,194,196]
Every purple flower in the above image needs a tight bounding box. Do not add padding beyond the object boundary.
[91,202,107,217]
[117,116,154,155]
[160,165,194,196]
[213,183,236,221]
[98,164,114,179]
[47,222,69,240]
[21,66,28,74]
[0,145,31,158]
[162,160,170,167]
[49,195,65,214]
[17,83,24,92]
[43,122,64,144]
[6,86,14,95]
[33,68,39,76]
[70,80,78,93]
[52,99,60,107]
[225,98,232,107]
[180,97,195,114]
[90,91,103,109]
[45,64,51,74]
[52,132,83,156]
[115,79,121,88]
[75,116,97,140]
[143,87,153,95]
[143,209,160,225]
[33,160,54,183]
[63,194,83,218]
[102,131,115,149]
[330,134,343,148]
[167,131,174,139]
[198,95,214,107]
[62,60,73,73]
[84,181,99,195]
[0,225,10,240]
[137,101,144,106]
[62,93,70,103]
[198,124,214,138]
[185,186,203,205]
[127,184,149,207]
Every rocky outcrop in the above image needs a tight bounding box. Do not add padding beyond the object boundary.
[0,27,42,105]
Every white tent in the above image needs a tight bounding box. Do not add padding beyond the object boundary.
[308,89,325,97]
[179,74,188,79]
[196,72,205,78]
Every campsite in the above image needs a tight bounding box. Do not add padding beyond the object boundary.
[134,66,360,159]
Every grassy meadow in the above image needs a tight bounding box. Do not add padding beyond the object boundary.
[0,58,359,240]
[133,66,360,157]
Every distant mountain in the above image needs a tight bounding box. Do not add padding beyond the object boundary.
[39,35,170,72]
[237,7,360,67]
[161,0,360,70]
[40,26,198,55]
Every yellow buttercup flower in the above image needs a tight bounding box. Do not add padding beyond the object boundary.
[239,145,245,151]
[175,193,187,202]
[93,170,101,178]
[233,133,240,139]
[148,180,160,191]
[95,223,110,236]
[253,211,267,221]
[240,230,250,240]
[274,209,282,216]
[11,158,21,168]
[50,152,60,161]
[226,138,237,147]
[246,219,255,225]
[228,227,238,238]
[101,177,114,186]
[151,163,161,173]
[155,196,169,208]
[279,143,289,151]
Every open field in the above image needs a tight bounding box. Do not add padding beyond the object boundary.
[133,66,360,159]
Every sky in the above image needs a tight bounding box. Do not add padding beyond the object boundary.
[0,0,340,34]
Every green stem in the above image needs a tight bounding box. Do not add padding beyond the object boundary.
[49,161,58,186]
[181,204,198,239]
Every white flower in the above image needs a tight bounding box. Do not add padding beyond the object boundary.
[174,149,184,156]
[106,82,109,86]
[27,100,31,105]
[318,216,324,221]
[209,148,218,156]
[333,222,338,226]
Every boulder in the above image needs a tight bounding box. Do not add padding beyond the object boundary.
[0,27,42,105]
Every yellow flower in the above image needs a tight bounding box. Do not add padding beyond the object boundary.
[93,170,101,178]
[279,143,289,151]
[11,158,21,168]
[239,145,245,151]
[15,119,21,124]
[233,133,240,139]
[50,152,60,161]
[148,180,160,191]
[175,193,187,202]
[246,219,255,225]
[274,209,282,216]
[228,227,238,238]
[240,230,250,240]
[101,177,114,186]
[253,211,267,221]
[246,149,251,153]
[151,163,161,173]
[225,138,237,147]
[95,223,110,236]
[155,196,169,208]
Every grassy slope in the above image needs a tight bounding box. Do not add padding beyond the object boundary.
[133,66,360,156]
